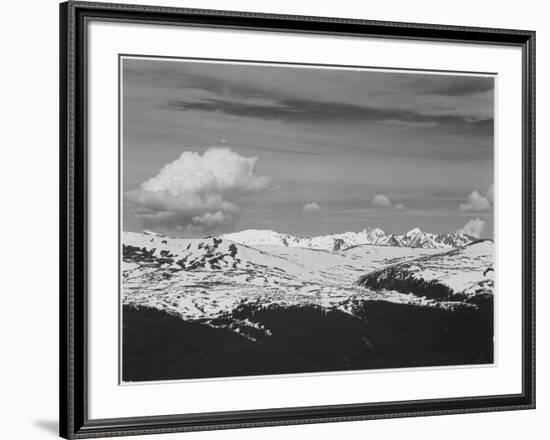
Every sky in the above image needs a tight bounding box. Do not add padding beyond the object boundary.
[122,57,494,238]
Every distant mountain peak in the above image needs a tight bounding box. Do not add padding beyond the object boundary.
[363,226,385,234]
[142,229,166,237]
[221,226,475,251]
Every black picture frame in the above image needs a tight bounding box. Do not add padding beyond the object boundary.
[59,1,536,438]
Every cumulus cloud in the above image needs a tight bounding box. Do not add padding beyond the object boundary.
[139,147,274,195]
[192,211,232,227]
[126,191,237,213]
[371,194,392,208]
[125,148,275,230]
[457,218,486,238]
[459,190,491,212]
[371,194,404,210]
[302,201,323,212]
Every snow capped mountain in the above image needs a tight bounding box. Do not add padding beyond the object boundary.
[142,229,166,237]
[122,231,446,322]
[398,227,440,248]
[220,229,298,247]
[357,240,494,300]
[378,234,404,247]
[432,232,473,248]
[221,226,474,251]
[122,229,491,326]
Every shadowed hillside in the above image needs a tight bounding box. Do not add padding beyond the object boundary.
[356,240,494,300]
[123,299,493,382]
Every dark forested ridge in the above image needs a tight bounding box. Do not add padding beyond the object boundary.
[122,299,493,382]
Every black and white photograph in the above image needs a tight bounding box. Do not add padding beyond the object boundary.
[51,2,537,438]
[1,0,544,436]
[121,57,495,382]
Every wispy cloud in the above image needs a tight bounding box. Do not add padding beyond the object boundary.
[403,76,494,97]
[164,97,492,135]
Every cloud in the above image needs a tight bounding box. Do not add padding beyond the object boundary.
[139,147,273,195]
[126,191,237,214]
[192,211,232,227]
[128,210,234,231]
[371,194,392,208]
[126,58,493,122]
[302,201,323,212]
[459,190,491,212]
[457,218,486,238]
[125,148,275,230]
[165,97,492,134]
[409,76,494,97]
[371,194,404,210]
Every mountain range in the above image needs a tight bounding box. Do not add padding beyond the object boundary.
[122,227,493,381]
[123,227,492,322]
[221,226,475,251]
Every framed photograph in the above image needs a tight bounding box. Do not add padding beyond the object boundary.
[60,1,535,438]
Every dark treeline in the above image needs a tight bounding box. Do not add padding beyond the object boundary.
[122,299,493,382]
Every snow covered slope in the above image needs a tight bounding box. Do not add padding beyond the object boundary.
[221,227,474,251]
[122,231,444,321]
[122,228,493,343]
[356,240,494,300]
